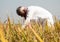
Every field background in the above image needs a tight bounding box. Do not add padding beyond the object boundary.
[0,17,60,42]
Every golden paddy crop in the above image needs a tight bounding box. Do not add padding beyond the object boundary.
[0,17,60,42]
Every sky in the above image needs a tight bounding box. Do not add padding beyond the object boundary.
[0,0,60,23]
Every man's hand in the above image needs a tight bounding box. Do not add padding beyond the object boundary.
[22,22,31,28]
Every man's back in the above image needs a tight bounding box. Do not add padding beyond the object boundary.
[28,6,52,18]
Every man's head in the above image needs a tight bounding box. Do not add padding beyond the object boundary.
[16,6,28,19]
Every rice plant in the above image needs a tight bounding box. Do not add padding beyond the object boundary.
[0,17,60,42]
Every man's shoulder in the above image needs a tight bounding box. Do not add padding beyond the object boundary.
[28,6,41,8]
[28,6,47,11]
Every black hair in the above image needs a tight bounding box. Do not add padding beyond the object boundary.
[16,6,27,19]
[16,6,24,16]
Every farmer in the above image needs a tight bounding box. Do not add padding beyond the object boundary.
[16,6,54,28]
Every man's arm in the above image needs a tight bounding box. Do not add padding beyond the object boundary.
[22,17,30,28]
[22,10,35,28]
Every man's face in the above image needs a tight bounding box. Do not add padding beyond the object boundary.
[20,7,28,16]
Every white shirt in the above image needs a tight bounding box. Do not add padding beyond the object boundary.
[22,6,54,28]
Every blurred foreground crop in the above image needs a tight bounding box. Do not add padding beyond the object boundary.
[0,17,60,42]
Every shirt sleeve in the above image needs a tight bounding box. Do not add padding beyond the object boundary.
[22,7,36,28]
[22,17,30,28]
